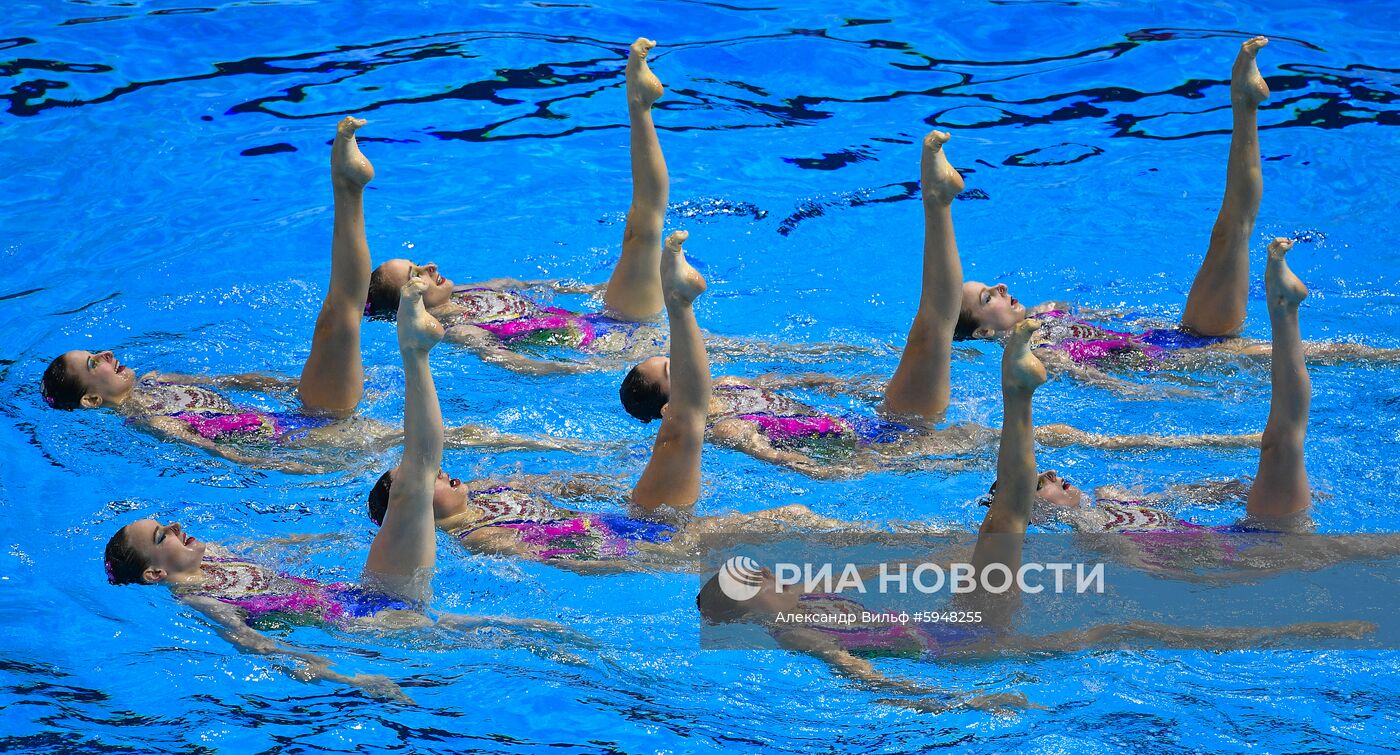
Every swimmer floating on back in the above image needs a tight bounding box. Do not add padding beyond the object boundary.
[41,118,580,473]
[369,231,885,572]
[620,130,1261,478]
[695,319,1373,713]
[944,38,1399,383]
[363,38,673,375]
[364,38,872,375]
[1000,240,1400,574]
[100,278,580,701]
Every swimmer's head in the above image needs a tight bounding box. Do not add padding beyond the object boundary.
[367,259,455,318]
[620,356,670,422]
[696,566,797,624]
[1035,469,1087,510]
[982,470,1090,518]
[42,350,137,410]
[104,519,207,585]
[957,281,1026,339]
[367,466,468,525]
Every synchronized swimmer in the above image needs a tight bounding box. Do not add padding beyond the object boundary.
[40,118,586,473]
[39,36,1396,706]
[101,277,579,701]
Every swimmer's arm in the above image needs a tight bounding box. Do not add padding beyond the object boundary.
[182,596,410,702]
[461,277,606,296]
[707,335,888,363]
[1296,341,1400,365]
[1036,350,1200,401]
[143,417,323,474]
[508,473,631,501]
[1097,479,1252,511]
[144,371,299,393]
[709,418,841,479]
[744,372,881,399]
[777,628,1013,709]
[778,628,1040,713]
[444,424,600,453]
[443,324,593,375]
[1037,423,1262,451]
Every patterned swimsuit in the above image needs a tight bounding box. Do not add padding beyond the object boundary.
[137,378,332,443]
[1035,310,1228,367]
[448,486,675,561]
[182,556,410,630]
[711,384,911,448]
[446,288,643,352]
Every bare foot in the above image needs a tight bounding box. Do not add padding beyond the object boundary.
[660,230,705,306]
[332,116,374,190]
[1002,319,1046,393]
[1232,36,1270,108]
[397,277,445,352]
[920,129,964,205]
[1266,237,1307,309]
[627,38,664,110]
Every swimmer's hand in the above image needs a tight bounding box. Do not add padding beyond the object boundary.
[397,276,445,353]
[438,614,597,649]
[1002,319,1046,394]
[660,230,706,307]
[297,660,414,704]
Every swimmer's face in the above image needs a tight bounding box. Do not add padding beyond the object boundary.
[432,469,469,519]
[635,356,671,399]
[385,466,468,520]
[1035,470,1086,509]
[61,350,136,408]
[379,259,454,309]
[962,281,1026,337]
[122,519,207,583]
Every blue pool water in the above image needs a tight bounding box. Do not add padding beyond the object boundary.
[3,0,1400,750]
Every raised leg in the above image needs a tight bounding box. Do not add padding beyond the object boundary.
[882,130,964,418]
[1245,238,1311,520]
[363,277,446,599]
[603,38,669,321]
[631,231,710,513]
[1181,37,1270,337]
[299,117,374,415]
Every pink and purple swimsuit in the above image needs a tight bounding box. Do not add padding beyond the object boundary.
[138,378,331,443]
[1035,310,1228,366]
[712,384,911,447]
[450,486,675,561]
[183,557,410,630]
[447,288,642,351]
